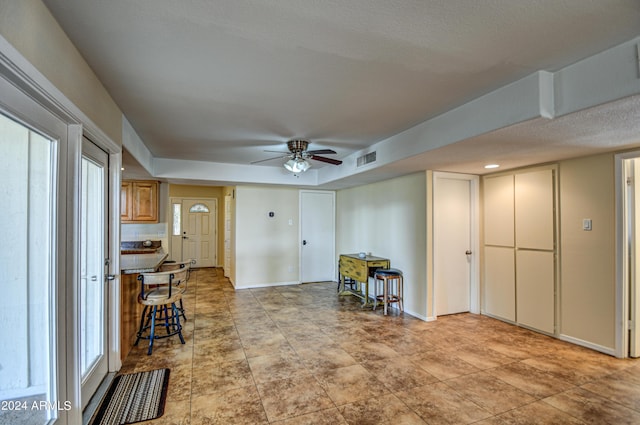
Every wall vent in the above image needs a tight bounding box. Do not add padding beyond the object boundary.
[356,151,376,167]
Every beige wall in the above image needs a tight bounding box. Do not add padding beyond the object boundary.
[336,172,427,319]
[235,186,300,288]
[0,0,122,144]
[559,153,616,350]
[168,184,225,266]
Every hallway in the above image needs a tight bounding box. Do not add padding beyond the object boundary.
[118,268,640,424]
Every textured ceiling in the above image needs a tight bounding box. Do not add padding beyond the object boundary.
[43,0,640,184]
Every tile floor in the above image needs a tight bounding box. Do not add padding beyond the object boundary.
[120,268,640,424]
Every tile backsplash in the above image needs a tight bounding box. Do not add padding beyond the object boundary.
[121,223,168,250]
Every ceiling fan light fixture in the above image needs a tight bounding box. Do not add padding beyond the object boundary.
[284,158,311,173]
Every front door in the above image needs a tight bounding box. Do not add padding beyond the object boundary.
[300,191,335,282]
[80,138,109,408]
[434,173,473,316]
[182,199,216,267]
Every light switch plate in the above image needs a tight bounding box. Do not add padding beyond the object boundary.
[583,218,592,231]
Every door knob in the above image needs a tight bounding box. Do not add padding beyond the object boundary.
[465,250,472,255]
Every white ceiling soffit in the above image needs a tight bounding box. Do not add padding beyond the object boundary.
[42,0,640,188]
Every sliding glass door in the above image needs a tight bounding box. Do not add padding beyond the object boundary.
[0,112,59,424]
[80,139,109,408]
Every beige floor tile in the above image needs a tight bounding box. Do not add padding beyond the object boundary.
[473,401,586,424]
[543,387,640,424]
[315,364,389,405]
[408,349,480,380]
[191,385,268,425]
[338,393,427,424]
[190,358,255,396]
[270,407,347,424]
[444,372,537,415]
[360,357,439,393]
[247,351,311,383]
[487,361,574,399]
[398,382,492,424]
[256,376,335,422]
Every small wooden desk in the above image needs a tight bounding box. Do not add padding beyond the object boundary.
[338,254,390,305]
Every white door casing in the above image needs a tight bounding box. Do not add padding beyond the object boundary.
[300,191,336,283]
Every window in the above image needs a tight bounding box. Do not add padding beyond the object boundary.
[172,203,181,236]
[189,203,209,213]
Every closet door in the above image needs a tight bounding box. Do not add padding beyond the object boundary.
[515,169,555,333]
[483,175,515,321]
[485,246,516,321]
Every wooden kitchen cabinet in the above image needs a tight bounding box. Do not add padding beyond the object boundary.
[121,180,159,223]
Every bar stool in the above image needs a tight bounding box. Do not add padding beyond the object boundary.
[135,268,188,355]
[159,259,193,320]
[373,268,404,315]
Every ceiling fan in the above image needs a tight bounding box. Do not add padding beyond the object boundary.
[251,139,342,173]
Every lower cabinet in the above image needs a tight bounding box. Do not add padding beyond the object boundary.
[120,273,142,361]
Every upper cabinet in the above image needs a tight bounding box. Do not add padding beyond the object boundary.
[121,180,158,223]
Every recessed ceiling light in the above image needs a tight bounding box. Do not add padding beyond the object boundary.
[484,164,500,169]
[121,167,125,171]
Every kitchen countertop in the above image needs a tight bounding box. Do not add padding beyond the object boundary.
[120,250,168,274]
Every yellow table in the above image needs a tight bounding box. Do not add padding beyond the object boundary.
[338,254,390,306]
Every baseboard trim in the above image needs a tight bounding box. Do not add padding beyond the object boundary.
[559,334,617,357]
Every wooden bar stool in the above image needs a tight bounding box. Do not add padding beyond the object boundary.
[135,268,188,354]
[159,259,194,320]
[373,268,404,315]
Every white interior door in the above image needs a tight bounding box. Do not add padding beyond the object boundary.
[300,191,335,283]
[629,159,640,357]
[434,174,472,316]
[182,198,216,267]
[224,195,231,277]
[80,138,109,408]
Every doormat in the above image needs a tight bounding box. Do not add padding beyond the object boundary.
[89,368,170,425]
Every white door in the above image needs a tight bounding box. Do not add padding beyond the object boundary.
[182,199,216,267]
[434,173,472,316]
[628,159,640,357]
[224,195,232,277]
[300,191,335,283]
[80,138,109,408]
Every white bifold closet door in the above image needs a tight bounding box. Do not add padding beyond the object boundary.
[483,168,556,334]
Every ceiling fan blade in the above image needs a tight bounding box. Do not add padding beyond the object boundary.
[310,155,342,165]
[305,149,337,155]
[263,150,291,154]
[250,154,289,164]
